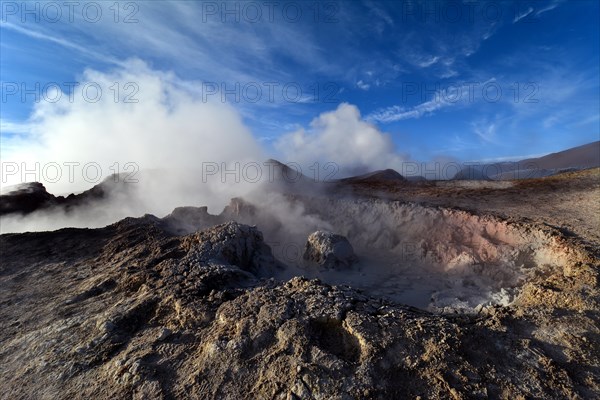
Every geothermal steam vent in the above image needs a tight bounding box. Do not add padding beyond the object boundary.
[264,197,578,313]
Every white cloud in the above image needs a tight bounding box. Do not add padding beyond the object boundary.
[356,80,370,90]
[274,103,407,176]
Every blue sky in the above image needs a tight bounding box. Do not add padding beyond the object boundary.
[1,0,599,166]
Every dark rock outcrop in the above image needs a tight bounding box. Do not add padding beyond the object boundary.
[0,182,57,214]
[0,175,131,215]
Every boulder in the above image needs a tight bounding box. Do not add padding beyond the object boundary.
[184,221,276,275]
[303,231,357,269]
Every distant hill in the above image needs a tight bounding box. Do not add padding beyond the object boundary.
[262,159,311,184]
[340,168,406,183]
[453,141,600,180]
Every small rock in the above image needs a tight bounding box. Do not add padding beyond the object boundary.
[97,320,116,332]
[129,360,142,375]
[157,327,172,341]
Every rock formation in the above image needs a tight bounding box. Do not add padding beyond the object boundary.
[303,231,358,269]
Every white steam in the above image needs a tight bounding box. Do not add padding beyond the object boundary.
[1,62,416,233]
[1,60,270,231]
[275,103,408,176]
[3,59,263,194]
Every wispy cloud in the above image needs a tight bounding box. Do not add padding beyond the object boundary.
[0,21,124,66]
[472,120,498,144]
[513,7,534,23]
[416,56,440,68]
[356,80,370,91]
[568,113,600,129]
[364,0,394,34]
[366,94,451,123]
[513,0,562,23]
[366,81,494,123]
[0,119,34,135]
[535,0,564,16]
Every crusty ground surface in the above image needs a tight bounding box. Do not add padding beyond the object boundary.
[342,168,600,250]
[0,169,598,399]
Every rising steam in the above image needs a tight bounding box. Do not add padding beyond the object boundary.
[1,60,407,232]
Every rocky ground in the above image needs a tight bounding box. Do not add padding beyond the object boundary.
[0,169,599,399]
[341,168,600,246]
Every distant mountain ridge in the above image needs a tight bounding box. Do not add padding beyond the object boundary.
[339,169,406,183]
[453,141,600,180]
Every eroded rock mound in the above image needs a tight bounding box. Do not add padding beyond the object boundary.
[303,231,357,269]
[162,206,222,235]
[182,221,276,275]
